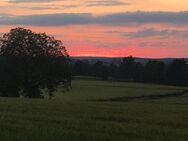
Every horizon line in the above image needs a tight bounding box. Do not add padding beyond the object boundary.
[70,55,188,59]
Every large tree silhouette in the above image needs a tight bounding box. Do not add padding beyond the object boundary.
[0,27,71,98]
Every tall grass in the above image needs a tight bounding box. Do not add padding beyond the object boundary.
[0,80,188,141]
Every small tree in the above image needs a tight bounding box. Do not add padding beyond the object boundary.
[0,27,71,98]
[119,56,137,81]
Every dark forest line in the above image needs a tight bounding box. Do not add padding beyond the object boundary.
[72,56,188,86]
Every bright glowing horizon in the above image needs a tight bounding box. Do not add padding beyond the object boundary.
[1,0,188,58]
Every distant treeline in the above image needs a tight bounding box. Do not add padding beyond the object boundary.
[72,56,188,86]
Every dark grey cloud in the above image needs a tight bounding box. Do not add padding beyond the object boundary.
[126,28,168,38]
[0,13,14,17]
[1,12,188,26]
[138,42,169,48]
[0,13,93,26]
[123,28,188,38]
[85,0,128,6]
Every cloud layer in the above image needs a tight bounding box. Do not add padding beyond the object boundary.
[1,12,188,26]
[123,28,188,38]
[85,0,128,6]
[1,1,188,58]
[8,0,60,3]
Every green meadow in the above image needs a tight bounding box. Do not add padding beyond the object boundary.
[0,79,188,141]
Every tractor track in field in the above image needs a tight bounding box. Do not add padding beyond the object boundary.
[90,90,188,102]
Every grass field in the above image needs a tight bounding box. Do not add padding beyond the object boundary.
[0,79,188,141]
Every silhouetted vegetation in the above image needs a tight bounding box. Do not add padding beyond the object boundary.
[0,28,71,98]
[73,56,188,86]
[0,28,187,99]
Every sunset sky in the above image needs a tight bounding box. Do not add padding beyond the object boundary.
[1,0,188,58]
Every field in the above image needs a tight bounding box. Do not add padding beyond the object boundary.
[0,79,188,141]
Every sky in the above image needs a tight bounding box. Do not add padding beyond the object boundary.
[0,0,188,58]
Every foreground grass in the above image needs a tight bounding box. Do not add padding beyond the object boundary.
[0,80,188,141]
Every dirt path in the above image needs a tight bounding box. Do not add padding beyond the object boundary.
[91,90,188,102]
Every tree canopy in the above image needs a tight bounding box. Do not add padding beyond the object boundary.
[72,56,188,86]
[0,27,72,98]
